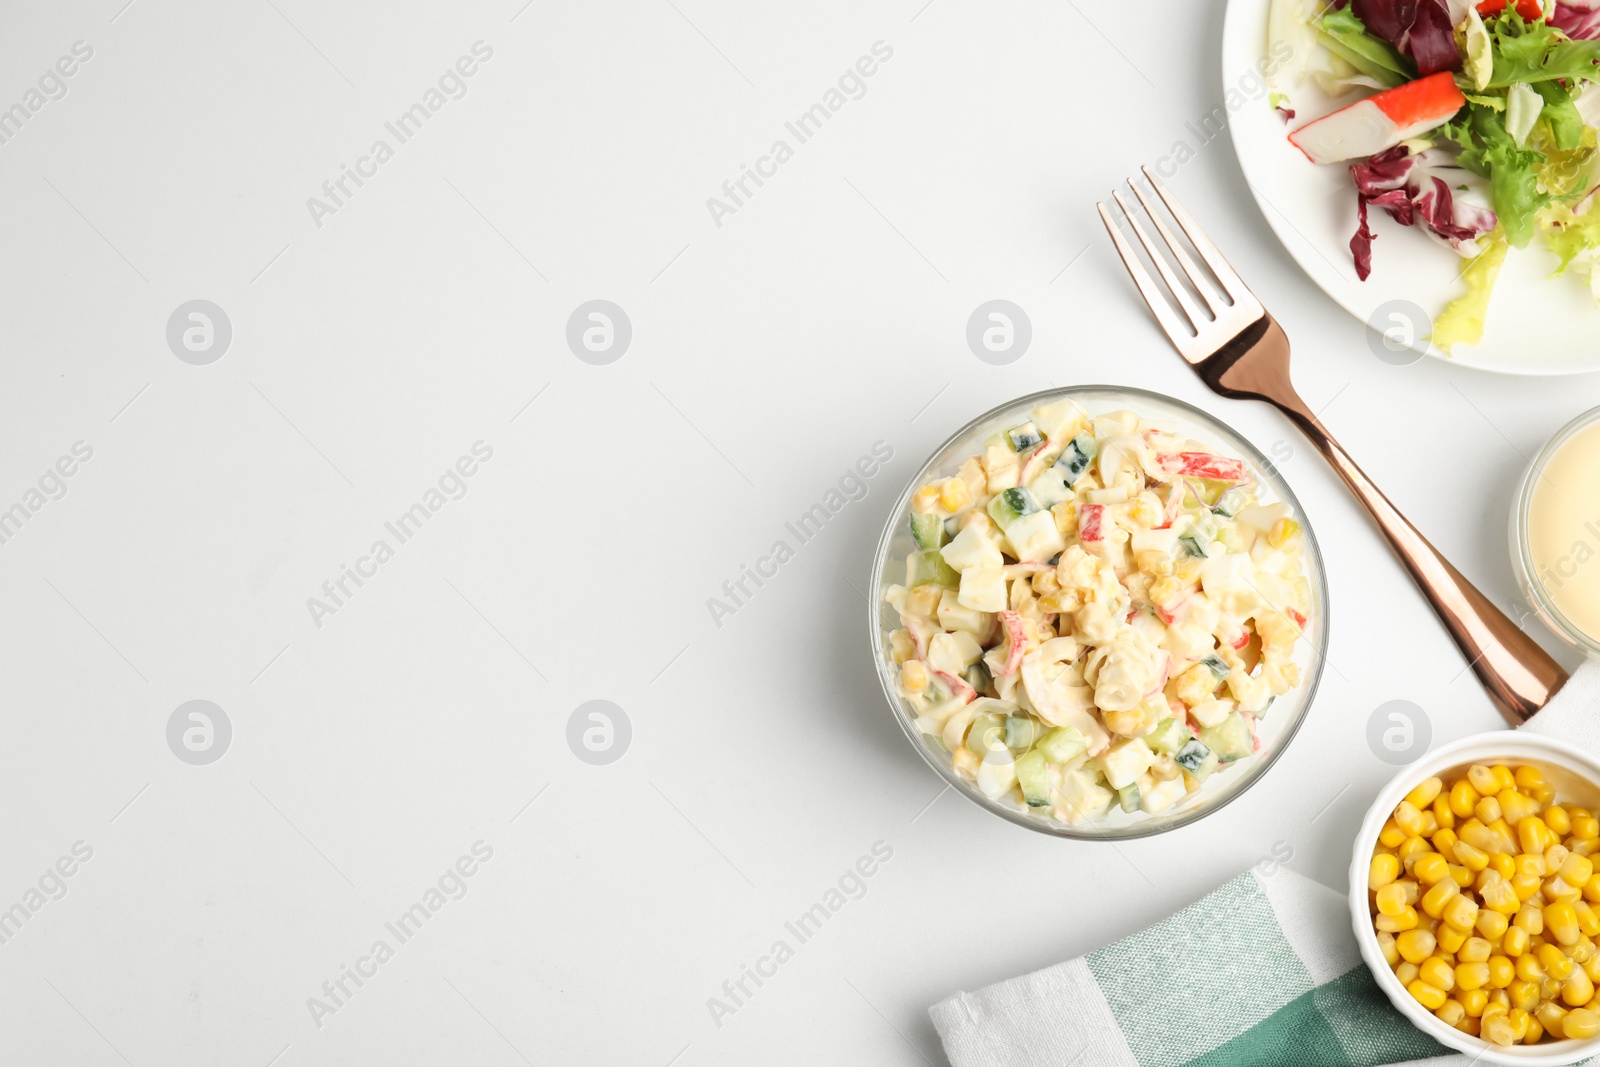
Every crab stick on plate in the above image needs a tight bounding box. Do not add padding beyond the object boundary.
[1288,72,1466,165]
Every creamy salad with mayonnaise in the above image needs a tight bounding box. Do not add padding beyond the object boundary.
[883,400,1313,824]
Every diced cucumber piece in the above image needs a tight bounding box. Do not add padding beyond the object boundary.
[909,550,960,588]
[1014,750,1051,807]
[966,661,993,699]
[1116,781,1141,814]
[1146,717,1190,756]
[1178,535,1208,558]
[1184,747,1221,784]
[1174,738,1213,773]
[910,513,947,550]
[1054,433,1099,485]
[1197,712,1253,763]
[1199,654,1231,681]
[1006,423,1043,452]
[1192,479,1230,506]
[1028,467,1071,509]
[1037,725,1088,764]
[966,714,1005,757]
[986,487,1038,530]
[1005,715,1038,751]
[943,515,961,539]
[1212,486,1252,518]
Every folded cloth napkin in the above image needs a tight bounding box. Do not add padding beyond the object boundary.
[929,659,1600,1067]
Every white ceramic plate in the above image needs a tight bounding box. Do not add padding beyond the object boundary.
[1221,0,1600,375]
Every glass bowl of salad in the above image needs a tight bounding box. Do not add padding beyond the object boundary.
[868,385,1329,840]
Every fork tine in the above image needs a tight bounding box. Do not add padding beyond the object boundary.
[1111,189,1207,332]
[1125,180,1218,317]
[1096,200,1195,349]
[1140,166,1264,319]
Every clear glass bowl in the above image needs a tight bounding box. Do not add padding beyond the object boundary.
[867,385,1330,840]
[1510,404,1600,656]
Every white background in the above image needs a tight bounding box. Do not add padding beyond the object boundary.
[1,1,1596,1065]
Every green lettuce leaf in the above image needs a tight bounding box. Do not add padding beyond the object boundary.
[1442,106,1550,246]
[1534,81,1585,152]
[1542,199,1600,279]
[1433,228,1510,353]
[1483,13,1600,89]
[1314,7,1410,88]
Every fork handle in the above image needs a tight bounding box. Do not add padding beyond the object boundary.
[1272,400,1568,725]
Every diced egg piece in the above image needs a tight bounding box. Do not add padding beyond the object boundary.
[937,589,989,636]
[1189,697,1236,729]
[976,750,1017,799]
[1005,510,1065,563]
[1100,737,1156,790]
[1055,769,1113,823]
[1138,772,1189,813]
[942,524,1003,571]
[1032,400,1085,442]
[927,630,983,675]
[957,565,1006,612]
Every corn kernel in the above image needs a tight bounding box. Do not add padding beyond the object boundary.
[1476,796,1504,826]
[1535,784,1558,805]
[1435,998,1466,1027]
[1517,953,1546,983]
[1565,854,1595,889]
[1450,863,1474,888]
[1526,1016,1545,1042]
[1396,960,1420,985]
[1417,954,1454,988]
[900,659,928,693]
[1413,853,1450,886]
[1462,987,1490,1016]
[1455,841,1490,872]
[1488,955,1515,988]
[1580,901,1600,939]
[1397,930,1437,965]
[1451,780,1481,819]
[1439,923,1470,953]
[1397,837,1429,864]
[1492,765,1517,793]
[1376,883,1408,916]
[1369,853,1400,891]
[1537,999,1569,1037]
[1376,906,1419,932]
[1482,1013,1515,1046]
[1517,853,1548,878]
[1433,797,1456,831]
[1573,936,1597,964]
[1421,877,1460,919]
[1488,852,1517,881]
[1550,843,1572,871]
[1418,811,1439,837]
[1409,979,1447,1010]
[1513,872,1543,902]
[1576,814,1600,841]
[1501,790,1540,826]
[1509,1005,1532,1041]
[1547,804,1574,837]
[1510,978,1540,1011]
[1394,800,1424,837]
[939,478,970,511]
[1267,517,1300,549]
[1488,988,1511,1011]
[1516,904,1545,935]
[1550,901,1582,946]
[1567,967,1597,1007]
[1549,876,1583,905]
[1468,765,1499,795]
[1540,943,1576,979]
[1460,937,1493,963]
[1377,930,1399,966]
[1504,926,1530,957]
[1444,895,1480,931]
[911,485,942,514]
[1456,961,1492,991]
[1516,765,1548,793]
[1401,775,1441,808]
[1565,1006,1600,1039]
[1477,910,1510,940]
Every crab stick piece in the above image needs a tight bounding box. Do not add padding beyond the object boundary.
[1288,72,1466,165]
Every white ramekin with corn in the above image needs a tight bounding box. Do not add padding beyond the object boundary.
[1352,732,1600,1065]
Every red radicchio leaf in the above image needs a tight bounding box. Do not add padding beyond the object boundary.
[1408,0,1462,75]
[1348,146,1498,279]
[1352,0,1419,46]
[1553,0,1600,39]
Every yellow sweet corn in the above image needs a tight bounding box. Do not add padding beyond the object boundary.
[1548,901,1582,946]
[1420,955,1456,990]
[1565,1006,1600,1039]
[939,478,970,511]
[1409,980,1448,1010]
[1451,781,1481,819]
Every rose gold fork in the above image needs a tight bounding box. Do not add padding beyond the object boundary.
[1097,166,1567,725]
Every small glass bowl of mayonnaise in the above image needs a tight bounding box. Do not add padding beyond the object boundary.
[1513,405,1600,655]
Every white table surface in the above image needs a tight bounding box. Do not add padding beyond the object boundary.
[3,1,1597,1064]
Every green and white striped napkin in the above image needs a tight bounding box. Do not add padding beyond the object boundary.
[930,662,1600,1066]
[930,867,1461,1067]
